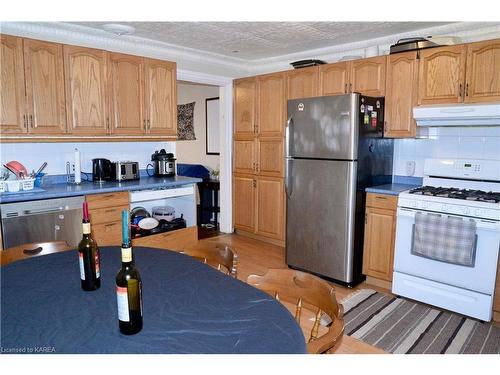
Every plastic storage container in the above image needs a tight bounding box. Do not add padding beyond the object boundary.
[152,206,175,222]
[20,178,35,191]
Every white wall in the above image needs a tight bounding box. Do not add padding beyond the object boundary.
[393,127,500,178]
[176,83,220,171]
[0,141,175,176]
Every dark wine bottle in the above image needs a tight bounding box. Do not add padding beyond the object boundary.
[116,210,143,335]
[78,201,101,291]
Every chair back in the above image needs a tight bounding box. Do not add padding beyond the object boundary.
[182,244,237,278]
[2,241,72,266]
[247,268,344,354]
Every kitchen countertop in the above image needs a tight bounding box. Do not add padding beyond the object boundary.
[365,183,420,196]
[0,175,203,204]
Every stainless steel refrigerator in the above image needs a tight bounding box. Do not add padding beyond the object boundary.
[285,93,393,286]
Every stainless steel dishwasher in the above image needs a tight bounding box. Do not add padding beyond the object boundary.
[1,196,84,250]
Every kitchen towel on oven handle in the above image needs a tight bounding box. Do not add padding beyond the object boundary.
[411,211,477,267]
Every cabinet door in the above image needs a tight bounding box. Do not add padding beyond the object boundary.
[109,53,146,135]
[257,138,284,177]
[257,73,285,137]
[319,62,349,96]
[233,138,256,175]
[0,35,26,134]
[233,174,256,232]
[465,39,500,103]
[234,77,257,137]
[362,207,396,281]
[384,52,419,138]
[23,39,66,135]
[351,56,386,96]
[144,58,177,136]
[286,66,319,100]
[64,45,109,135]
[255,176,285,240]
[418,45,467,104]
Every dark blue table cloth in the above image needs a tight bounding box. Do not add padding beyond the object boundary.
[0,247,306,354]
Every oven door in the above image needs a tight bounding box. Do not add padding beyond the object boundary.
[393,207,500,294]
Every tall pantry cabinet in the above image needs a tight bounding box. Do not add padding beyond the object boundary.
[233,73,286,243]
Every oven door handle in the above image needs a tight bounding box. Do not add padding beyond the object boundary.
[397,208,500,231]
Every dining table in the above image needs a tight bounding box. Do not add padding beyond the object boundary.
[0,246,307,354]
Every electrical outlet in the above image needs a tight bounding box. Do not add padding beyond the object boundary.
[406,161,416,176]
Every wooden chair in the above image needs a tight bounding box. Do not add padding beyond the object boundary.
[1,241,71,266]
[247,268,344,354]
[182,243,238,278]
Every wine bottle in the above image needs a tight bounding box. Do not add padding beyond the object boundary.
[116,210,143,335]
[78,201,101,291]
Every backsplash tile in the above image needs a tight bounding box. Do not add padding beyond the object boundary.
[393,127,500,178]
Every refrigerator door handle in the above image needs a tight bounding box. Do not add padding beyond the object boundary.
[285,158,293,198]
[285,116,293,158]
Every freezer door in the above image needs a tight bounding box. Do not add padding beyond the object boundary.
[285,158,357,282]
[286,94,359,160]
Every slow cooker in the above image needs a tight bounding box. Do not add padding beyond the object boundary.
[150,149,176,177]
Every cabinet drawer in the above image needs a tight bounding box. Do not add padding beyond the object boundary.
[366,193,397,211]
[92,221,122,246]
[86,191,129,210]
[132,226,198,252]
[89,204,129,225]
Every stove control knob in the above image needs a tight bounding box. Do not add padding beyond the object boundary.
[474,209,482,216]
[462,207,470,215]
[411,201,418,208]
[441,204,449,212]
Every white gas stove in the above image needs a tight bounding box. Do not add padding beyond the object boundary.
[393,158,500,321]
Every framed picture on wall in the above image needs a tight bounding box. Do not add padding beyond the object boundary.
[206,97,220,155]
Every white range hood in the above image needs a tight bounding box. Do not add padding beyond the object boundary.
[413,102,500,126]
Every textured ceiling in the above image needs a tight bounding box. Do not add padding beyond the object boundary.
[71,22,452,60]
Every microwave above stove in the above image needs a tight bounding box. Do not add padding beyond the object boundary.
[112,161,140,182]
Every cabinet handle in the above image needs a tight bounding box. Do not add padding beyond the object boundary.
[375,196,387,200]
[459,83,463,98]
[29,115,33,128]
[252,180,256,188]
[23,114,27,129]
[252,162,256,172]
[344,83,347,93]
[143,119,147,130]
[349,83,352,92]
[256,163,259,172]
[104,223,117,228]
[465,83,469,97]
[147,119,151,130]
[106,118,110,131]
[365,214,367,224]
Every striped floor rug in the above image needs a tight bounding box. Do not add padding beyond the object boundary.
[340,289,500,354]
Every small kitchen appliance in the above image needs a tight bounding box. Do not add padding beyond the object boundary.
[393,158,500,321]
[92,158,112,183]
[149,150,176,177]
[111,161,140,182]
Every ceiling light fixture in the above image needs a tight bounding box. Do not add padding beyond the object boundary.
[102,23,135,36]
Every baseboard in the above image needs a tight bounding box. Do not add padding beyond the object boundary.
[235,229,285,247]
[494,311,500,323]
[365,276,392,291]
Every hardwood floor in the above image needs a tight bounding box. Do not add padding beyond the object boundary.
[195,233,387,354]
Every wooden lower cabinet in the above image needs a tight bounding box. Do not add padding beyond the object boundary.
[132,226,198,251]
[362,193,397,282]
[233,173,285,243]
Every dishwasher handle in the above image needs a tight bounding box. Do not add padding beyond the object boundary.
[23,207,64,215]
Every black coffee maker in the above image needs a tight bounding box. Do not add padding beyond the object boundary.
[92,158,112,183]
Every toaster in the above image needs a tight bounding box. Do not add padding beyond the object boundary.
[112,161,140,181]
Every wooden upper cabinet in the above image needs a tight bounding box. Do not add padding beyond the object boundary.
[418,45,467,105]
[384,51,419,138]
[234,77,257,137]
[319,62,349,96]
[286,66,319,100]
[108,53,146,135]
[465,39,500,103]
[257,73,286,137]
[0,35,25,134]
[255,176,285,240]
[144,58,177,136]
[23,39,66,135]
[233,175,256,232]
[351,56,386,96]
[64,45,109,135]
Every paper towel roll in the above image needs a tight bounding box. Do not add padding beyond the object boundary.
[74,148,81,184]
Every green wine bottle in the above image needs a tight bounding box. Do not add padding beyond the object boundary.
[116,210,143,335]
[78,201,101,291]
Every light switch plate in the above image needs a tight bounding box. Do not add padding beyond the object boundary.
[406,160,416,176]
